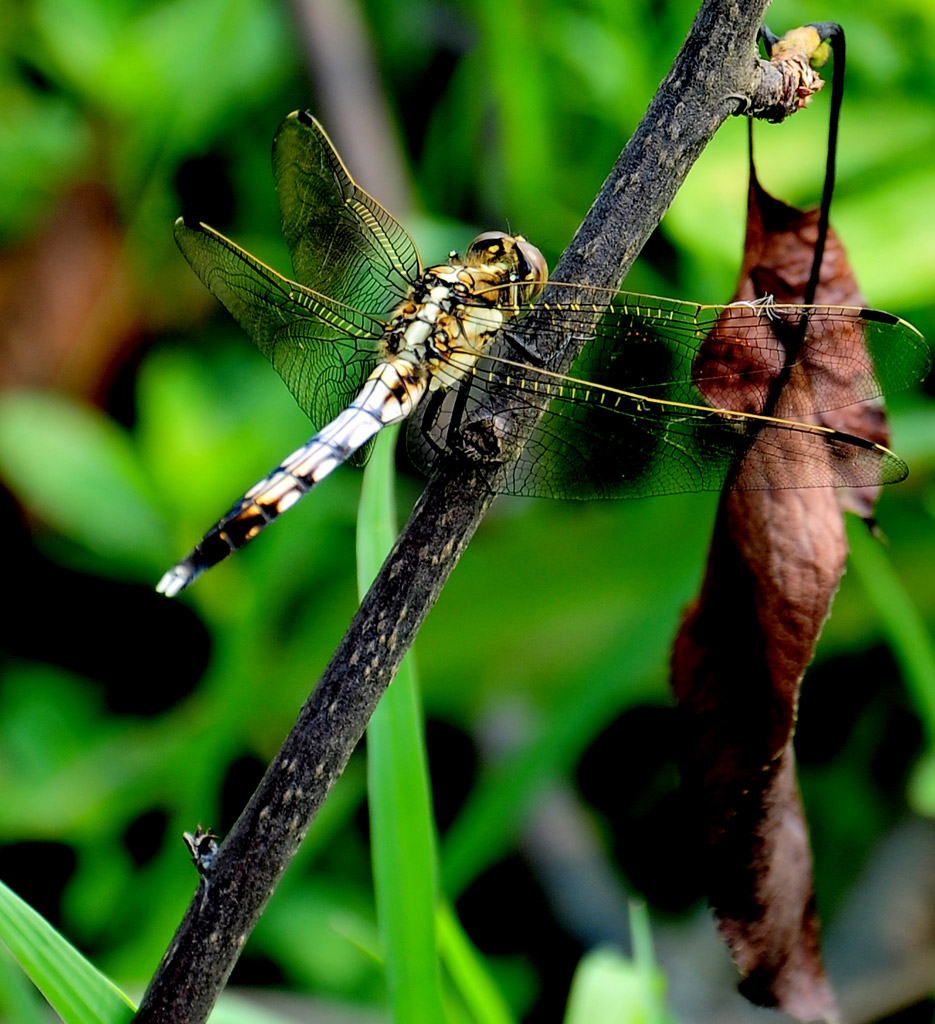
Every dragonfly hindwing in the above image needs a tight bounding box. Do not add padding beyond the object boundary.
[272,111,421,316]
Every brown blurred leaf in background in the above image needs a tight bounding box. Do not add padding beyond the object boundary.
[671,170,891,1023]
[0,182,140,403]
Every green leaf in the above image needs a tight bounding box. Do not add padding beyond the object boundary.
[0,89,90,243]
[0,392,169,571]
[0,943,52,1024]
[563,949,647,1024]
[357,425,448,1024]
[31,0,290,154]
[0,879,135,1024]
[563,907,673,1024]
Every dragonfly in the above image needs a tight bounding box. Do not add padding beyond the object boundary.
[156,110,930,597]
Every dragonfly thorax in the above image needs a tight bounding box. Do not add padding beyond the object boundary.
[381,233,548,393]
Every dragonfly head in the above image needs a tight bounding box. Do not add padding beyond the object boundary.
[466,231,548,305]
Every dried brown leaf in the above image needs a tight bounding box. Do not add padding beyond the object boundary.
[672,170,890,1022]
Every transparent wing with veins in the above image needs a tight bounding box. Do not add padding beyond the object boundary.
[407,289,930,499]
[173,219,387,437]
[272,111,421,315]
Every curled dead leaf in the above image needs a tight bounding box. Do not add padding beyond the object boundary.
[671,169,898,1022]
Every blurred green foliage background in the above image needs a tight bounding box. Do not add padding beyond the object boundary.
[1,0,934,1020]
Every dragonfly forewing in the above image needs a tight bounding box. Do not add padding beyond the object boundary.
[174,218,385,436]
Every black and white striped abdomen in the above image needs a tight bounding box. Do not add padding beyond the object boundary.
[156,358,426,596]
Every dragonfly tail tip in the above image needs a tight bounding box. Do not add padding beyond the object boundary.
[156,564,196,598]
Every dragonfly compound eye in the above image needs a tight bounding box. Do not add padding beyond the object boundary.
[513,236,548,301]
[467,231,512,262]
[467,231,549,302]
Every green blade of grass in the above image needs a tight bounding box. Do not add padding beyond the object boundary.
[357,425,448,1024]
[847,517,935,814]
[0,879,135,1024]
[437,899,516,1024]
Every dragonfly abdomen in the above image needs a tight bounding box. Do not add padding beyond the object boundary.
[156,358,427,596]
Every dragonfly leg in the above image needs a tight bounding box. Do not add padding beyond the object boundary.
[501,327,543,367]
[416,388,449,464]
[431,379,501,465]
[415,382,499,494]
[444,380,472,453]
[442,383,503,497]
[414,382,481,462]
